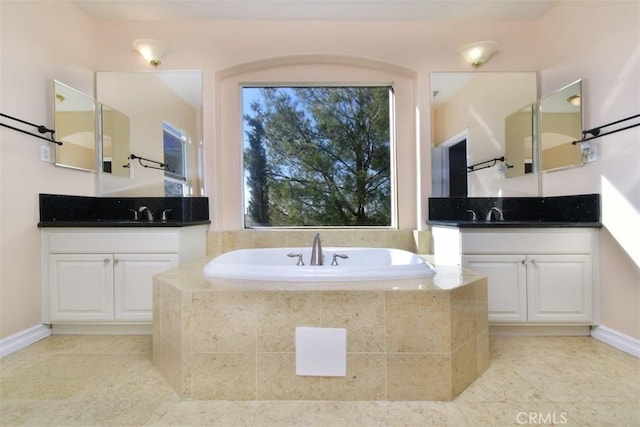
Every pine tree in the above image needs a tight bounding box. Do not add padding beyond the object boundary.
[244,102,270,226]
[244,86,391,226]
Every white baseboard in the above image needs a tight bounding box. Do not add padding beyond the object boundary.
[489,325,591,336]
[591,325,640,358]
[0,324,51,358]
[51,323,151,335]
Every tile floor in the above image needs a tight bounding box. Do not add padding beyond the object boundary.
[0,335,638,426]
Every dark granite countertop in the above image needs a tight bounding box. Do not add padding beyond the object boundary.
[428,194,601,228]
[38,193,210,228]
[38,220,211,228]
[427,220,602,228]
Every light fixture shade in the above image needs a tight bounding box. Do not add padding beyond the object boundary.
[567,94,581,106]
[132,39,171,67]
[459,41,498,68]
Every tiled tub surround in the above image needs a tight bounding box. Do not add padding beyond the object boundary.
[428,194,601,227]
[152,259,488,401]
[38,193,210,227]
[206,229,433,258]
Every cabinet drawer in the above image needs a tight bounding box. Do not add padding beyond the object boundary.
[47,231,180,253]
[461,229,594,254]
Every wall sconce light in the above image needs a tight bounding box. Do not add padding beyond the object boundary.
[567,94,581,106]
[132,39,171,67]
[459,41,498,68]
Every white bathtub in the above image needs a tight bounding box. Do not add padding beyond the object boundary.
[203,247,436,281]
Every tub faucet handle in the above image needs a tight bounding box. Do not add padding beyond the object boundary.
[287,252,305,266]
[331,253,349,266]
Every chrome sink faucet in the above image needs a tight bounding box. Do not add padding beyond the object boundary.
[138,206,154,221]
[486,207,504,221]
[310,233,323,265]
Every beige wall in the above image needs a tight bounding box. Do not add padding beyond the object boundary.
[0,1,96,338]
[537,2,640,339]
[1,1,637,341]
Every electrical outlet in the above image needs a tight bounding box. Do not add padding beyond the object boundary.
[40,145,51,162]
[581,142,598,163]
[586,144,598,162]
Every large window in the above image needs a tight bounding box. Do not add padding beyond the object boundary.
[242,86,393,227]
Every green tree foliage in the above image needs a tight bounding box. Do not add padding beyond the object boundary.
[244,86,391,226]
[244,102,270,226]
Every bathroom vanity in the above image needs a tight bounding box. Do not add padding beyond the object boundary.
[38,194,209,334]
[429,194,601,335]
[432,227,597,330]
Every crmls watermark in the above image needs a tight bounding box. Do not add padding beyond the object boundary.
[516,411,568,425]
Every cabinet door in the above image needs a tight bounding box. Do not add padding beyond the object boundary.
[463,255,527,323]
[48,254,114,321]
[113,253,178,321]
[527,254,593,323]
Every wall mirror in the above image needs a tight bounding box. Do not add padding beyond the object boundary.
[504,103,535,178]
[539,80,583,172]
[53,80,96,171]
[96,71,203,197]
[99,104,130,177]
[430,72,538,197]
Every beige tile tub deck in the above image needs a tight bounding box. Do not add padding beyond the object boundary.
[152,258,488,401]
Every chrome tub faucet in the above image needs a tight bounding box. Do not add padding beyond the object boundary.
[310,233,323,265]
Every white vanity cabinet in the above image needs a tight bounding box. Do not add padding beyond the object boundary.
[41,226,207,332]
[462,254,528,323]
[47,253,178,322]
[432,227,598,326]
